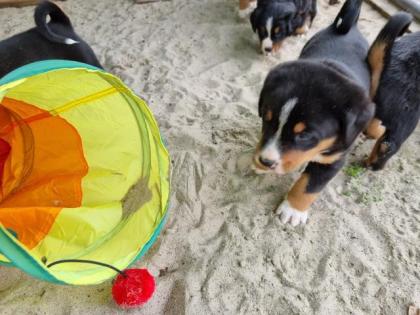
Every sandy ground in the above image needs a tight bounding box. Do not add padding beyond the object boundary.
[0,0,419,314]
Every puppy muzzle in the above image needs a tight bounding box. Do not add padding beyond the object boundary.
[252,154,285,175]
[261,38,273,55]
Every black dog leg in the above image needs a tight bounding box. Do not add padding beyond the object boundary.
[366,131,402,170]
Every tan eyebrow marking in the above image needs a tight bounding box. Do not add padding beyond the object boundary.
[293,122,306,133]
[265,110,273,121]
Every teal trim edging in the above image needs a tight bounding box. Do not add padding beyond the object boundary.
[0,60,102,86]
[0,211,168,284]
[131,211,168,266]
[0,228,64,284]
[0,260,13,267]
[0,247,14,267]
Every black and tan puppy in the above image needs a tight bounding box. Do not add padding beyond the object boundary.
[364,13,419,170]
[253,0,374,226]
[249,0,317,55]
[0,1,101,78]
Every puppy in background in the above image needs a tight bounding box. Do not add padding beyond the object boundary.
[0,1,101,78]
[253,0,373,226]
[249,0,317,55]
[364,13,419,170]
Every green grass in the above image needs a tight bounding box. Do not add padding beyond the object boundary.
[343,163,365,178]
[341,163,383,205]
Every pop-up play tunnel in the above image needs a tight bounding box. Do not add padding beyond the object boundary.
[0,60,170,285]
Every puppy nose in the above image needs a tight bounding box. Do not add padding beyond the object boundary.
[259,157,276,168]
[264,47,272,53]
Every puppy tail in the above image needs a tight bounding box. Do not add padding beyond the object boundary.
[332,0,362,34]
[367,12,412,98]
[35,1,79,45]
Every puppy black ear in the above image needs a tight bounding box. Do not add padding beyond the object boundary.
[342,101,374,148]
[279,2,296,18]
[250,9,257,33]
[277,3,297,34]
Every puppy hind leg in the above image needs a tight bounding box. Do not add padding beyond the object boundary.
[365,133,400,170]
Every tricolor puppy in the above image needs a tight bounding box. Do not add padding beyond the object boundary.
[0,1,101,78]
[249,0,317,55]
[364,13,419,170]
[253,0,374,226]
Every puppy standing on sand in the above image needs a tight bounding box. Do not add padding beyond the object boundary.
[240,0,317,55]
[364,12,419,170]
[0,1,101,78]
[253,0,374,226]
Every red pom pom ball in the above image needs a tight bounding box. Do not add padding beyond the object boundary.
[112,269,155,308]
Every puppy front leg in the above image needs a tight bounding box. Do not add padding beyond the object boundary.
[276,159,345,226]
[239,0,256,18]
[239,0,250,10]
[276,174,314,226]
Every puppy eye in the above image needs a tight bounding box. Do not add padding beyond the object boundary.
[295,131,316,143]
[273,26,280,34]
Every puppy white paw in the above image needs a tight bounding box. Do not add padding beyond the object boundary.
[276,200,308,226]
[238,3,256,19]
[249,1,257,10]
[238,9,251,19]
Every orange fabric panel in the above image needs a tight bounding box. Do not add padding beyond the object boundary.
[0,207,60,249]
[0,98,88,249]
[0,104,34,199]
